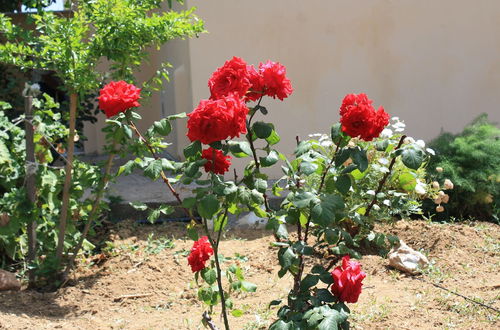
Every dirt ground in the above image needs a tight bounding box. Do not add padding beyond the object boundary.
[0,219,499,329]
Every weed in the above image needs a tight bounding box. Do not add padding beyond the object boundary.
[144,233,175,255]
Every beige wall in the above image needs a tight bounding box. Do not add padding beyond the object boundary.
[85,0,500,177]
[181,0,500,175]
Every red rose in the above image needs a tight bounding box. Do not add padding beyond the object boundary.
[246,65,264,102]
[187,94,249,144]
[202,147,231,174]
[98,81,141,118]
[187,236,214,272]
[259,60,293,100]
[331,255,366,303]
[208,56,252,99]
[339,93,389,141]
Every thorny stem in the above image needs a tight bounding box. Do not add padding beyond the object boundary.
[245,96,271,212]
[291,137,342,310]
[365,135,406,217]
[126,118,195,222]
[63,142,118,281]
[202,209,230,330]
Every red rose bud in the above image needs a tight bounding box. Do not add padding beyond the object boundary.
[259,60,293,101]
[339,93,389,141]
[187,94,248,145]
[208,56,253,100]
[98,81,141,118]
[331,255,366,303]
[187,236,214,272]
[202,147,231,174]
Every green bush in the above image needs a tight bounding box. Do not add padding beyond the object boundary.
[427,114,499,222]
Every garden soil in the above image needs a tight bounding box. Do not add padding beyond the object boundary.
[0,220,498,329]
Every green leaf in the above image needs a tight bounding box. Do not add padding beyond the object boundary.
[331,123,342,140]
[197,194,220,219]
[300,160,319,175]
[167,112,187,120]
[144,159,162,179]
[334,148,351,167]
[300,274,319,290]
[290,191,317,208]
[129,201,148,211]
[311,194,345,227]
[153,118,172,136]
[399,172,417,191]
[278,247,296,270]
[335,175,351,195]
[266,130,281,145]
[269,320,293,330]
[294,141,311,157]
[231,309,244,317]
[401,147,425,170]
[351,148,368,172]
[254,178,268,193]
[201,268,216,285]
[318,311,343,330]
[183,140,201,158]
[182,197,196,208]
[253,121,273,139]
[325,228,341,244]
[241,281,257,292]
[260,150,279,167]
[228,141,252,157]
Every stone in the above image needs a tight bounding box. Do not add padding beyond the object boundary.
[0,269,21,291]
[388,240,429,275]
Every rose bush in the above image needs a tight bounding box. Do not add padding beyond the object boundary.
[114,56,436,329]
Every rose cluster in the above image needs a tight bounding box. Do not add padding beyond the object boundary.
[330,255,366,303]
[98,80,141,118]
[187,236,214,272]
[187,56,293,174]
[339,93,389,141]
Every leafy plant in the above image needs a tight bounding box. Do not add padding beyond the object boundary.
[426,114,499,222]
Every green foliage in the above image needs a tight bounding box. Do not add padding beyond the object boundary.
[0,0,204,92]
[0,97,102,278]
[427,114,500,221]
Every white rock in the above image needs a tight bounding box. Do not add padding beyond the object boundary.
[388,240,429,274]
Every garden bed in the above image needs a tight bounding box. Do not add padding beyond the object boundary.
[0,219,498,329]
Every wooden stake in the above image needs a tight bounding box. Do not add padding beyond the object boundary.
[24,95,37,287]
[56,92,78,262]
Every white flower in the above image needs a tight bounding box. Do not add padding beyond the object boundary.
[404,137,415,145]
[426,148,435,156]
[416,139,425,149]
[366,190,376,196]
[415,180,426,195]
[435,167,443,173]
[432,181,440,189]
[380,128,393,138]
[372,204,381,211]
[436,205,444,213]
[378,157,389,165]
[383,199,391,206]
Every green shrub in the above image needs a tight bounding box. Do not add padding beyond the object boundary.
[427,114,499,222]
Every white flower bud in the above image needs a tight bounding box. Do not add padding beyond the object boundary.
[436,167,443,173]
[436,205,444,213]
[416,139,425,149]
[438,190,445,197]
[432,181,440,189]
[404,137,415,145]
[443,179,454,190]
[484,194,493,204]
[434,196,442,204]
[415,180,426,195]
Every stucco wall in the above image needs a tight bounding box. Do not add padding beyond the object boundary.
[182,0,499,175]
[84,0,499,178]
